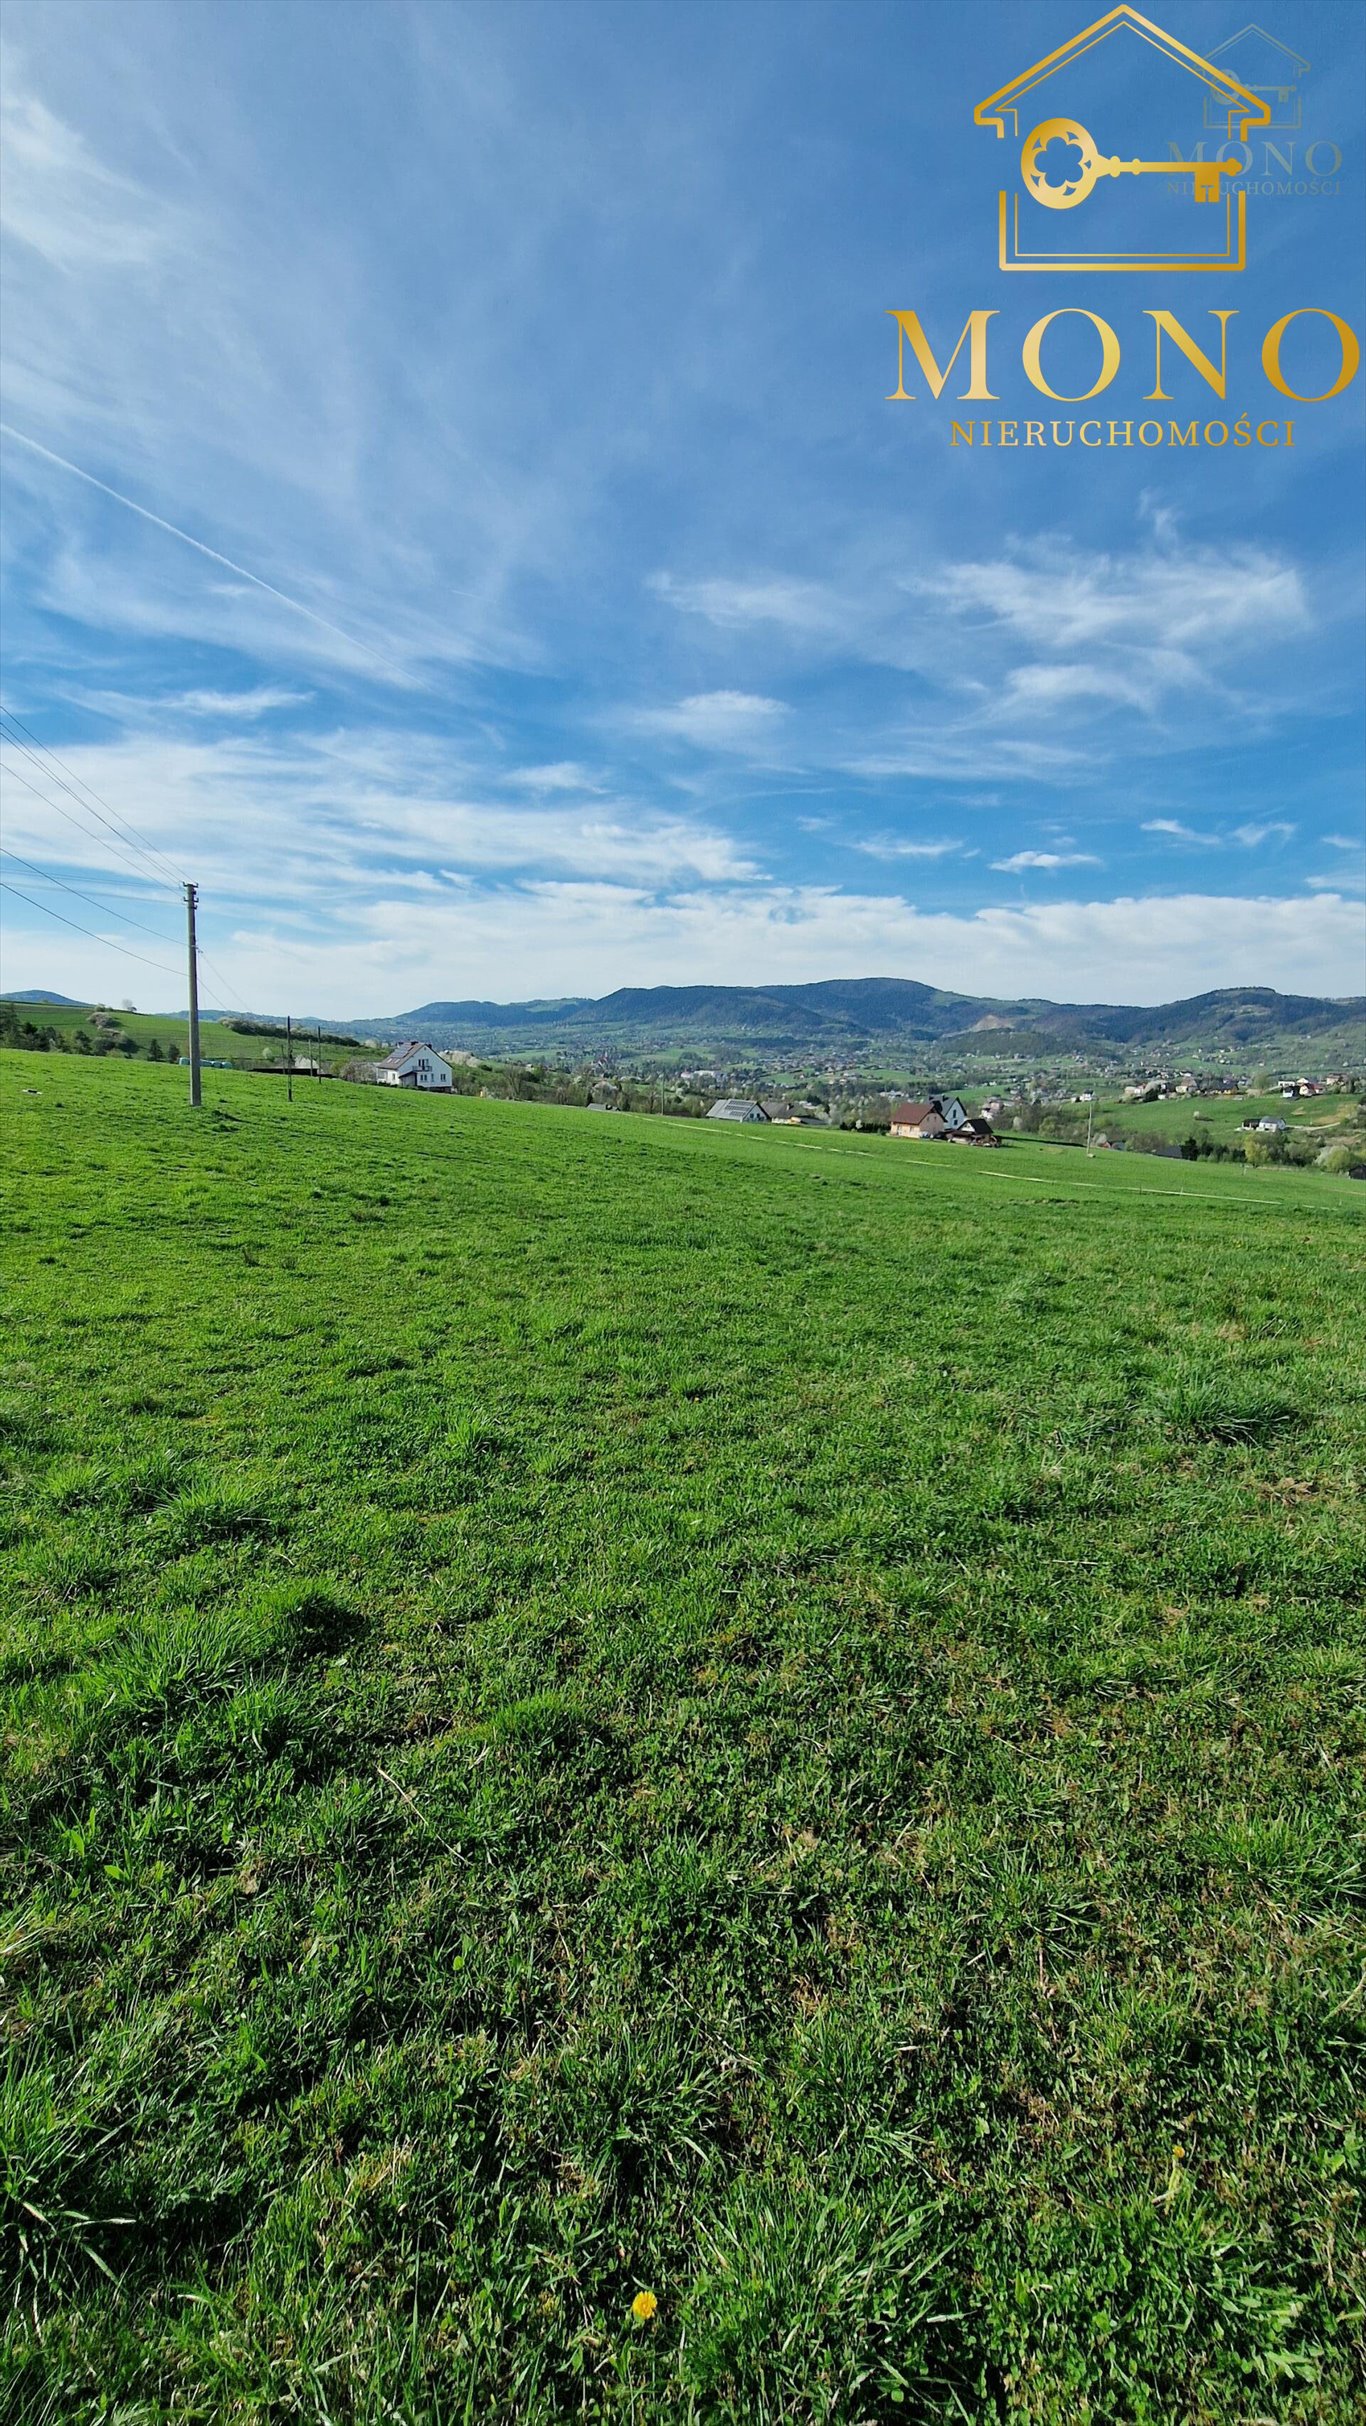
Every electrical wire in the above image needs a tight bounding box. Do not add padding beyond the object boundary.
[0,755,177,892]
[2,757,252,1012]
[0,878,182,977]
[195,946,251,1013]
[0,705,186,882]
[0,710,185,888]
[0,847,184,947]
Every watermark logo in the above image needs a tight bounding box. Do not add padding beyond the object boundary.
[974,4,1269,271]
[886,5,1360,447]
[1177,25,1342,206]
[1203,25,1307,131]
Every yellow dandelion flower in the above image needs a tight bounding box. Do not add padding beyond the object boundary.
[631,2290,658,2323]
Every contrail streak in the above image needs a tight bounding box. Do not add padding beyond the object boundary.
[0,421,417,686]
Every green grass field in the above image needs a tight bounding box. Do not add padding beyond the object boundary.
[1098,1092,1361,1149]
[0,1001,383,1072]
[3,1055,1364,2423]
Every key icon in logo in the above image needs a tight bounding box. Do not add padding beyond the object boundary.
[1021,116,1245,209]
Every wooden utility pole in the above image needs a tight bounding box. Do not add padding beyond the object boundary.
[286,1013,293,1104]
[184,881,202,1108]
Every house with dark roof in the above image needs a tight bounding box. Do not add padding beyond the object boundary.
[376,1041,454,1091]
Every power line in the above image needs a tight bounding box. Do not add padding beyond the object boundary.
[0,846,184,946]
[0,710,184,887]
[0,704,186,882]
[0,724,184,891]
[2,755,252,1012]
[0,756,175,892]
[0,877,182,977]
[195,945,250,1013]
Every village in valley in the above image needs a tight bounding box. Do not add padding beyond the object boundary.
[362,1044,1366,1169]
[5,986,1362,1174]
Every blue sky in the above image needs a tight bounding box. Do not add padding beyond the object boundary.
[1,0,1362,1015]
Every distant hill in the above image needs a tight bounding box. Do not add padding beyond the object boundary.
[372,980,1365,1066]
[1,989,90,1007]
[12,978,1360,1069]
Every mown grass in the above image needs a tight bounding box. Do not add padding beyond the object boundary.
[2,1054,1364,2424]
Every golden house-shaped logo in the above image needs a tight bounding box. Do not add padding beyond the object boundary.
[974,6,1271,272]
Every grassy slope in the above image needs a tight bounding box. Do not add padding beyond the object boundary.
[5,1005,384,1070]
[1098,1092,1362,1147]
[2,1056,1363,2424]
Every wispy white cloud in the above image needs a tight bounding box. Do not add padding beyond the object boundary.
[1232,821,1296,848]
[3,424,433,686]
[991,849,1102,872]
[171,684,310,719]
[645,523,1322,792]
[650,531,1316,749]
[631,690,788,750]
[910,536,1312,737]
[41,681,311,725]
[1142,817,1297,851]
[919,538,1307,658]
[1143,818,1216,843]
[506,762,603,794]
[647,571,836,638]
[0,62,173,270]
[0,42,641,685]
[1001,662,1174,715]
[852,836,964,860]
[847,736,1091,782]
[0,728,759,906]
